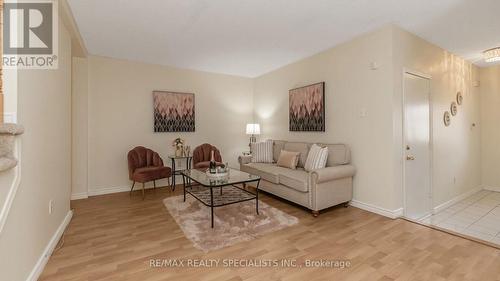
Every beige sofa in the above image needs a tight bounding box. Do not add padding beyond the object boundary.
[239,140,355,216]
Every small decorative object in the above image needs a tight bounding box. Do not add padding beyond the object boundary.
[206,162,230,180]
[444,111,451,127]
[450,102,458,116]
[172,137,185,156]
[246,123,261,149]
[153,91,195,132]
[456,91,463,105]
[184,145,191,156]
[289,82,325,131]
[205,168,229,180]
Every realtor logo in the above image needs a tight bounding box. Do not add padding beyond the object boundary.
[2,0,58,69]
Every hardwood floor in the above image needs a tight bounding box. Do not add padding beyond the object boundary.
[40,186,500,281]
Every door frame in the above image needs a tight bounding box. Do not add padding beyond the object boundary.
[401,68,433,220]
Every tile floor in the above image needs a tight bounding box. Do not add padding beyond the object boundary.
[421,190,500,245]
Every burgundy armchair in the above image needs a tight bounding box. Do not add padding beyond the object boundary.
[127,146,172,199]
[192,143,223,169]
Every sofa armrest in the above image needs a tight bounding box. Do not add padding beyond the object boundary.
[310,165,355,184]
[238,155,252,165]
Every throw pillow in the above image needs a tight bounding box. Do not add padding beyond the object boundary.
[251,140,273,163]
[277,150,300,169]
[304,144,329,172]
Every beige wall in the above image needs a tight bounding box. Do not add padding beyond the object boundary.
[253,25,482,213]
[392,27,481,210]
[72,57,89,198]
[254,26,397,211]
[480,65,500,188]
[0,19,72,281]
[84,56,254,194]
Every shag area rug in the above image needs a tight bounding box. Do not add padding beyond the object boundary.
[163,195,298,252]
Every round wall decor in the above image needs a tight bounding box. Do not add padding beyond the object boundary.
[444,111,451,126]
[451,102,458,116]
[456,91,463,105]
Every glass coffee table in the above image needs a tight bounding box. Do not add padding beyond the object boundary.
[180,168,261,228]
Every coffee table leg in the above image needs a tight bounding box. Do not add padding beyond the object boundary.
[171,158,176,191]
[256,180,260,215]
[210,187,214,228]
[182,174,186,202]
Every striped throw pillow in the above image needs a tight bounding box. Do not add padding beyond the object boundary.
[251,140,273,163]
[304,144,329,172]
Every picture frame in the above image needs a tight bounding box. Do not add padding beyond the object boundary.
[289,82,325,132]
[153,91,195,132]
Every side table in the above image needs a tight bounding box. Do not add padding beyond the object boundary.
[167,155,192,191]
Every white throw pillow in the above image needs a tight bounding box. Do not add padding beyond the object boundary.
[251,140,274,163]
[304,144,329,172]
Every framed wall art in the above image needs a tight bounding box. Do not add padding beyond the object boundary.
[450,102,458,116]
[456,91,463,105]
[153,91,195,132]
[289,82,325,132]
[444,111,451,127]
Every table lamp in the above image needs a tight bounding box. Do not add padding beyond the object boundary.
[246,123,261,150]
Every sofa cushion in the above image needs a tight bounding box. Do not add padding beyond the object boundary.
[273,140,286,162]
[304,144,329,171]
[133,166,171,183]
[240,163,280,184]
[319,143,351,166]
[251,140,274,163]
[278,168,309,193]
[277,150,300,169]
[283,142,310,168]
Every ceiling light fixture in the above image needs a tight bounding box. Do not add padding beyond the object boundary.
[484,47,500,63]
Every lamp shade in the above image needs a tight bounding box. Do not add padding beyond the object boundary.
[246,123,261,135]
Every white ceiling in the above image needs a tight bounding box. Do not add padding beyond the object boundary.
[68,0,500,77]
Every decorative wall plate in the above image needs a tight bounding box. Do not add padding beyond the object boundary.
[450,102,458,116]
[456,91,463,105]
[444,111,451,126]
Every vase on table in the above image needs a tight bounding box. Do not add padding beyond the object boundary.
[175,146,184,157]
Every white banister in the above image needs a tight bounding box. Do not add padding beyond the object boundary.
[0,123,24,234]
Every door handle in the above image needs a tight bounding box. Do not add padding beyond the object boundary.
[406,155,415,160]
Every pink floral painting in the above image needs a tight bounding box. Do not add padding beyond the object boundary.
[153,91,195,132]
[289,82,325,131]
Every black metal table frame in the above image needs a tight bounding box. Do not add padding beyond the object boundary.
[169,156,192,191]
[181,173,261,228]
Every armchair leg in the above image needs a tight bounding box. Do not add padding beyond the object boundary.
[142,183,145,200]
[153,180,156,189]
[130,181,135,195]
[312,210,320,217]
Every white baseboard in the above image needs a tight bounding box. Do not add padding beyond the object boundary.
[349,200,403,219]
[87,184,169,197]
[88,185,131,196]
[70,192,88,200]
[0,138,22,235]
[483,186,500,192]
[432,186,483,214]
[26,210,73,281]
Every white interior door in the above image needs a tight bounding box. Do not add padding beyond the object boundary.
[404,72,431,220]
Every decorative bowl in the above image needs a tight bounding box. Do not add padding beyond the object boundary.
[205,170,229,179]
